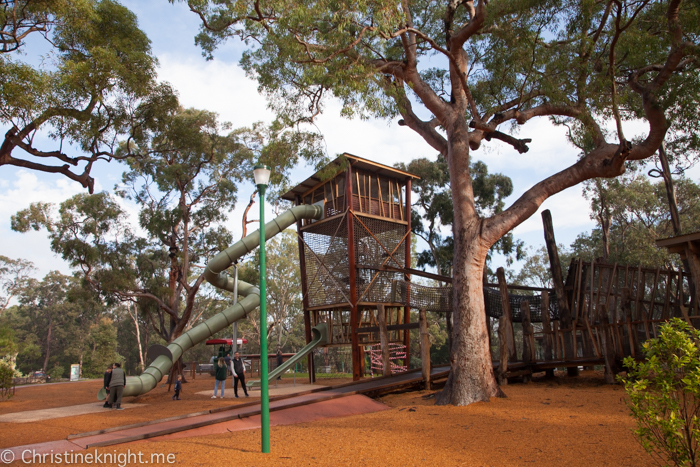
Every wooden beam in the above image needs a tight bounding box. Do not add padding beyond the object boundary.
[496,267,517,362]
[542,209,578,376]
[377,304,391,377]
[419,308,431,388]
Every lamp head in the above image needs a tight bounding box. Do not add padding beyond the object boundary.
[253,165,271,189]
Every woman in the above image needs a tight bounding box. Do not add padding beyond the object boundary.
[212,357,227,398]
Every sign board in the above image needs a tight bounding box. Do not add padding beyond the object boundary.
[70,364,80,382]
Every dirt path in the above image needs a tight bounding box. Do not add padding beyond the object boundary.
[1,371,652,466]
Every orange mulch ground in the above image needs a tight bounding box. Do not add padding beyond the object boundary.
[2,370,653,466]
[0,374,268,448]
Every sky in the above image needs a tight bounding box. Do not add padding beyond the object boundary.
[1,0,698,280]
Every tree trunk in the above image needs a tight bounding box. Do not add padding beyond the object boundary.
[42,318,53,373]
[129,305,145,373]
[436,122,502,405]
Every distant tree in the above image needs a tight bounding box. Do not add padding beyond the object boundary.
[11,271,75,373]
[236,230,305,353]
[0,255,34,312]
[12,104,323,354]
[579,173,700,268]
[0,0,159,192]
[514,245,574,289]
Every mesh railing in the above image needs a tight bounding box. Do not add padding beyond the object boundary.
[301,216,351,307]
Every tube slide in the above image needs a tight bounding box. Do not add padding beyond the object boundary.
[98,204,323,400]
[248,322,328,388]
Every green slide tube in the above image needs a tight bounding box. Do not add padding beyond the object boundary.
[248,322,328,388]
[98,204,323,400]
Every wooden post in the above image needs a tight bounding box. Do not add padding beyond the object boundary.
[419,308,431,388]
[521,301,533,383]
[404,179,412,367]
[295,194,316,384]
[496,267,517,362]
[541,292,555,378]
[621,287,636,358]
[191,361,196,380]
[497,315,509,385]
[377,304,391,377]
[600,307,617,385]
[542,210,578,376]
[552,320,561,360]
[347,164,361,381]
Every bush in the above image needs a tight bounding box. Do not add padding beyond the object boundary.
[621,318,700,466]
[47,365,64,381]
[0,362,14,400]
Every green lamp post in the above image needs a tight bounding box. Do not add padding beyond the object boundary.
[253,164,271,453]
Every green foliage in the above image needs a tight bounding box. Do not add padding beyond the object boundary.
[513,244,574,289]
[0,361,14,400]
[235,230,305,353]
[0,0,158,191]
[0,256,34,312]
[578,172,700,268]
[47,364,64,380]
[621,319,700,466]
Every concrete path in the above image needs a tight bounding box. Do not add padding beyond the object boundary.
[0,403,147,423]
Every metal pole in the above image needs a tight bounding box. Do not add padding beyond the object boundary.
[233,264,238,353]
[258,185,270,454]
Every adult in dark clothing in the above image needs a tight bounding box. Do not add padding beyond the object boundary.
[276,349,283,381]
[108,362,126,410]
[232,352,248,398]
[224,354,232,376]
[103,365,113,408]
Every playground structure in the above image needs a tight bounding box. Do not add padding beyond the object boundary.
[485,259,698,382]
[99,204,327,400]
[282,154,419,381]
[96,153,700,400]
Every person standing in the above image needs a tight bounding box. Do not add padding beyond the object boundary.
[232,352,249,398]
[108,362,126,410]
[172,375,182,400]
[102,364,113,408]
[276,349,283,381]
[212,357,227,398]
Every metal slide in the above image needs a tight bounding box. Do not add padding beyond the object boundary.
[98,204,323,400]
[248,322,328,389]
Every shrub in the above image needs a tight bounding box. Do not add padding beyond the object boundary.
[0,362,14,400]
[621,318,700,466]
[47,365,64,381]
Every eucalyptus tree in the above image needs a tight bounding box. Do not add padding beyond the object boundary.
[178,0,700,405]
[0,255,34,312]
[13,100,324,349]
[579,173,700,268]
[0,0,157,192]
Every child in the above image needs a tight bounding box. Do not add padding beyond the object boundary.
[172,375,182,400]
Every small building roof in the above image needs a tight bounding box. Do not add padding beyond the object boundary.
[281,153,419,201]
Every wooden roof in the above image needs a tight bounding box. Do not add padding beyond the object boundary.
[655,231,700,254]
[281,153,419,201]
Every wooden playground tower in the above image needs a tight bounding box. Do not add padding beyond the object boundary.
[282,154,419,381]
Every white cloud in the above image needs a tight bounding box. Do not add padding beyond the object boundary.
[157,55,275,128]
[0,170,86,277]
